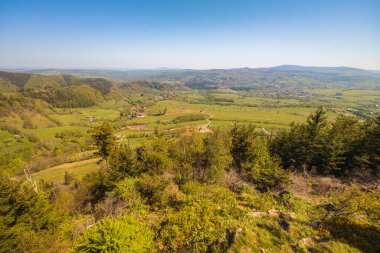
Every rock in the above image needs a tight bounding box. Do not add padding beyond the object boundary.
[250,211,267,217]
[267,209,280,218]
[280,211,296,220]
[298,236,320,247]
[287,212,296,220]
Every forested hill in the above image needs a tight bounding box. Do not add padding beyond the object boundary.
[14,65,380,90]
[0,71,181,108]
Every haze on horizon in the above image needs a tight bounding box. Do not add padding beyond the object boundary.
[0,0,379,70]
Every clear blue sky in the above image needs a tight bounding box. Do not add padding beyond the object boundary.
[0,0,379,69]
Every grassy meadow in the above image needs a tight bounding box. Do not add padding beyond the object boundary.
[29,158,99,183]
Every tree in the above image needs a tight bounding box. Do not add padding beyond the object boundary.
[272,109,379,178]
[64,171,72,185]
[231,124,289,190]
[271,107,332,174]
[328,115,365,175]
[271,122,309,170]
[360,117,380,176]
[169,133,204,184]
[305,107,332,173]
[91,122,116,171]
[0,177,61,253]
[91,122,116,160]
[108,145,136,180]
[134,135,174,176]
[306,107,328,142]
[231,124,258,170]
[242,136,289,191]
[199,128,232,183]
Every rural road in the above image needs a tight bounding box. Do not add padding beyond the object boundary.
[199,115,213,133]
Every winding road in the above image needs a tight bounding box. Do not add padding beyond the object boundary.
[199,115,213,133]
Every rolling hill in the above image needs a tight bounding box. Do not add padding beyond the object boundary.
[0,71,181,108]
[12,65,380,90]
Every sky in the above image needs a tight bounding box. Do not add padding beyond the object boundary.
[0,0,379,70]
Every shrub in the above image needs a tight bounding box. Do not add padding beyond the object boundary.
[73,215,154,253]
[113,177,146,211]
[108,145,137,180]
[159,199,229,252]
[138,174,179,209]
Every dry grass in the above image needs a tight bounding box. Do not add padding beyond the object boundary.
[284,172,348,203]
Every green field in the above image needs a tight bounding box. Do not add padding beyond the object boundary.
[31,158,100,183]
[74,107,121,120]
[25,125,90,142]
[147,99,336,128]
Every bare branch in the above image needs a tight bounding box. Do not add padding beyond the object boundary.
[21,160,38,193]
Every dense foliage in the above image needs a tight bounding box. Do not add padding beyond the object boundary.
[271,107,380,178]
[26,87,97,108]
[0,179,61,253]
[73,215,154,253]
[0,106,379,252]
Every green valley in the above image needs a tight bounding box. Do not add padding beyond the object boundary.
[0,69,379,253]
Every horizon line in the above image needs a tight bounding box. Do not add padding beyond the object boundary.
[1,64,379,72]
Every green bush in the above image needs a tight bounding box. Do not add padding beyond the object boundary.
[73,215,154,253]
[159,199,229,252]
[138,174,179,209]
[241,139,290,191]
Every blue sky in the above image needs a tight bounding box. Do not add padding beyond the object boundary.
[0,0,379,69]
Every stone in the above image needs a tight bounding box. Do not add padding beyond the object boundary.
[280,211,296,220]
[298,236,320,247]
[250,211,267,217]
[267,209,280,218]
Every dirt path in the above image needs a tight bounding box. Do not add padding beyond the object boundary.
[262,127,270,135]
[199,115,213,133]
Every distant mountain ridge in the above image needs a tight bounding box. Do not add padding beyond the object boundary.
[2,65,380,90]
[270,65,367,72]
[8,65,377,74]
